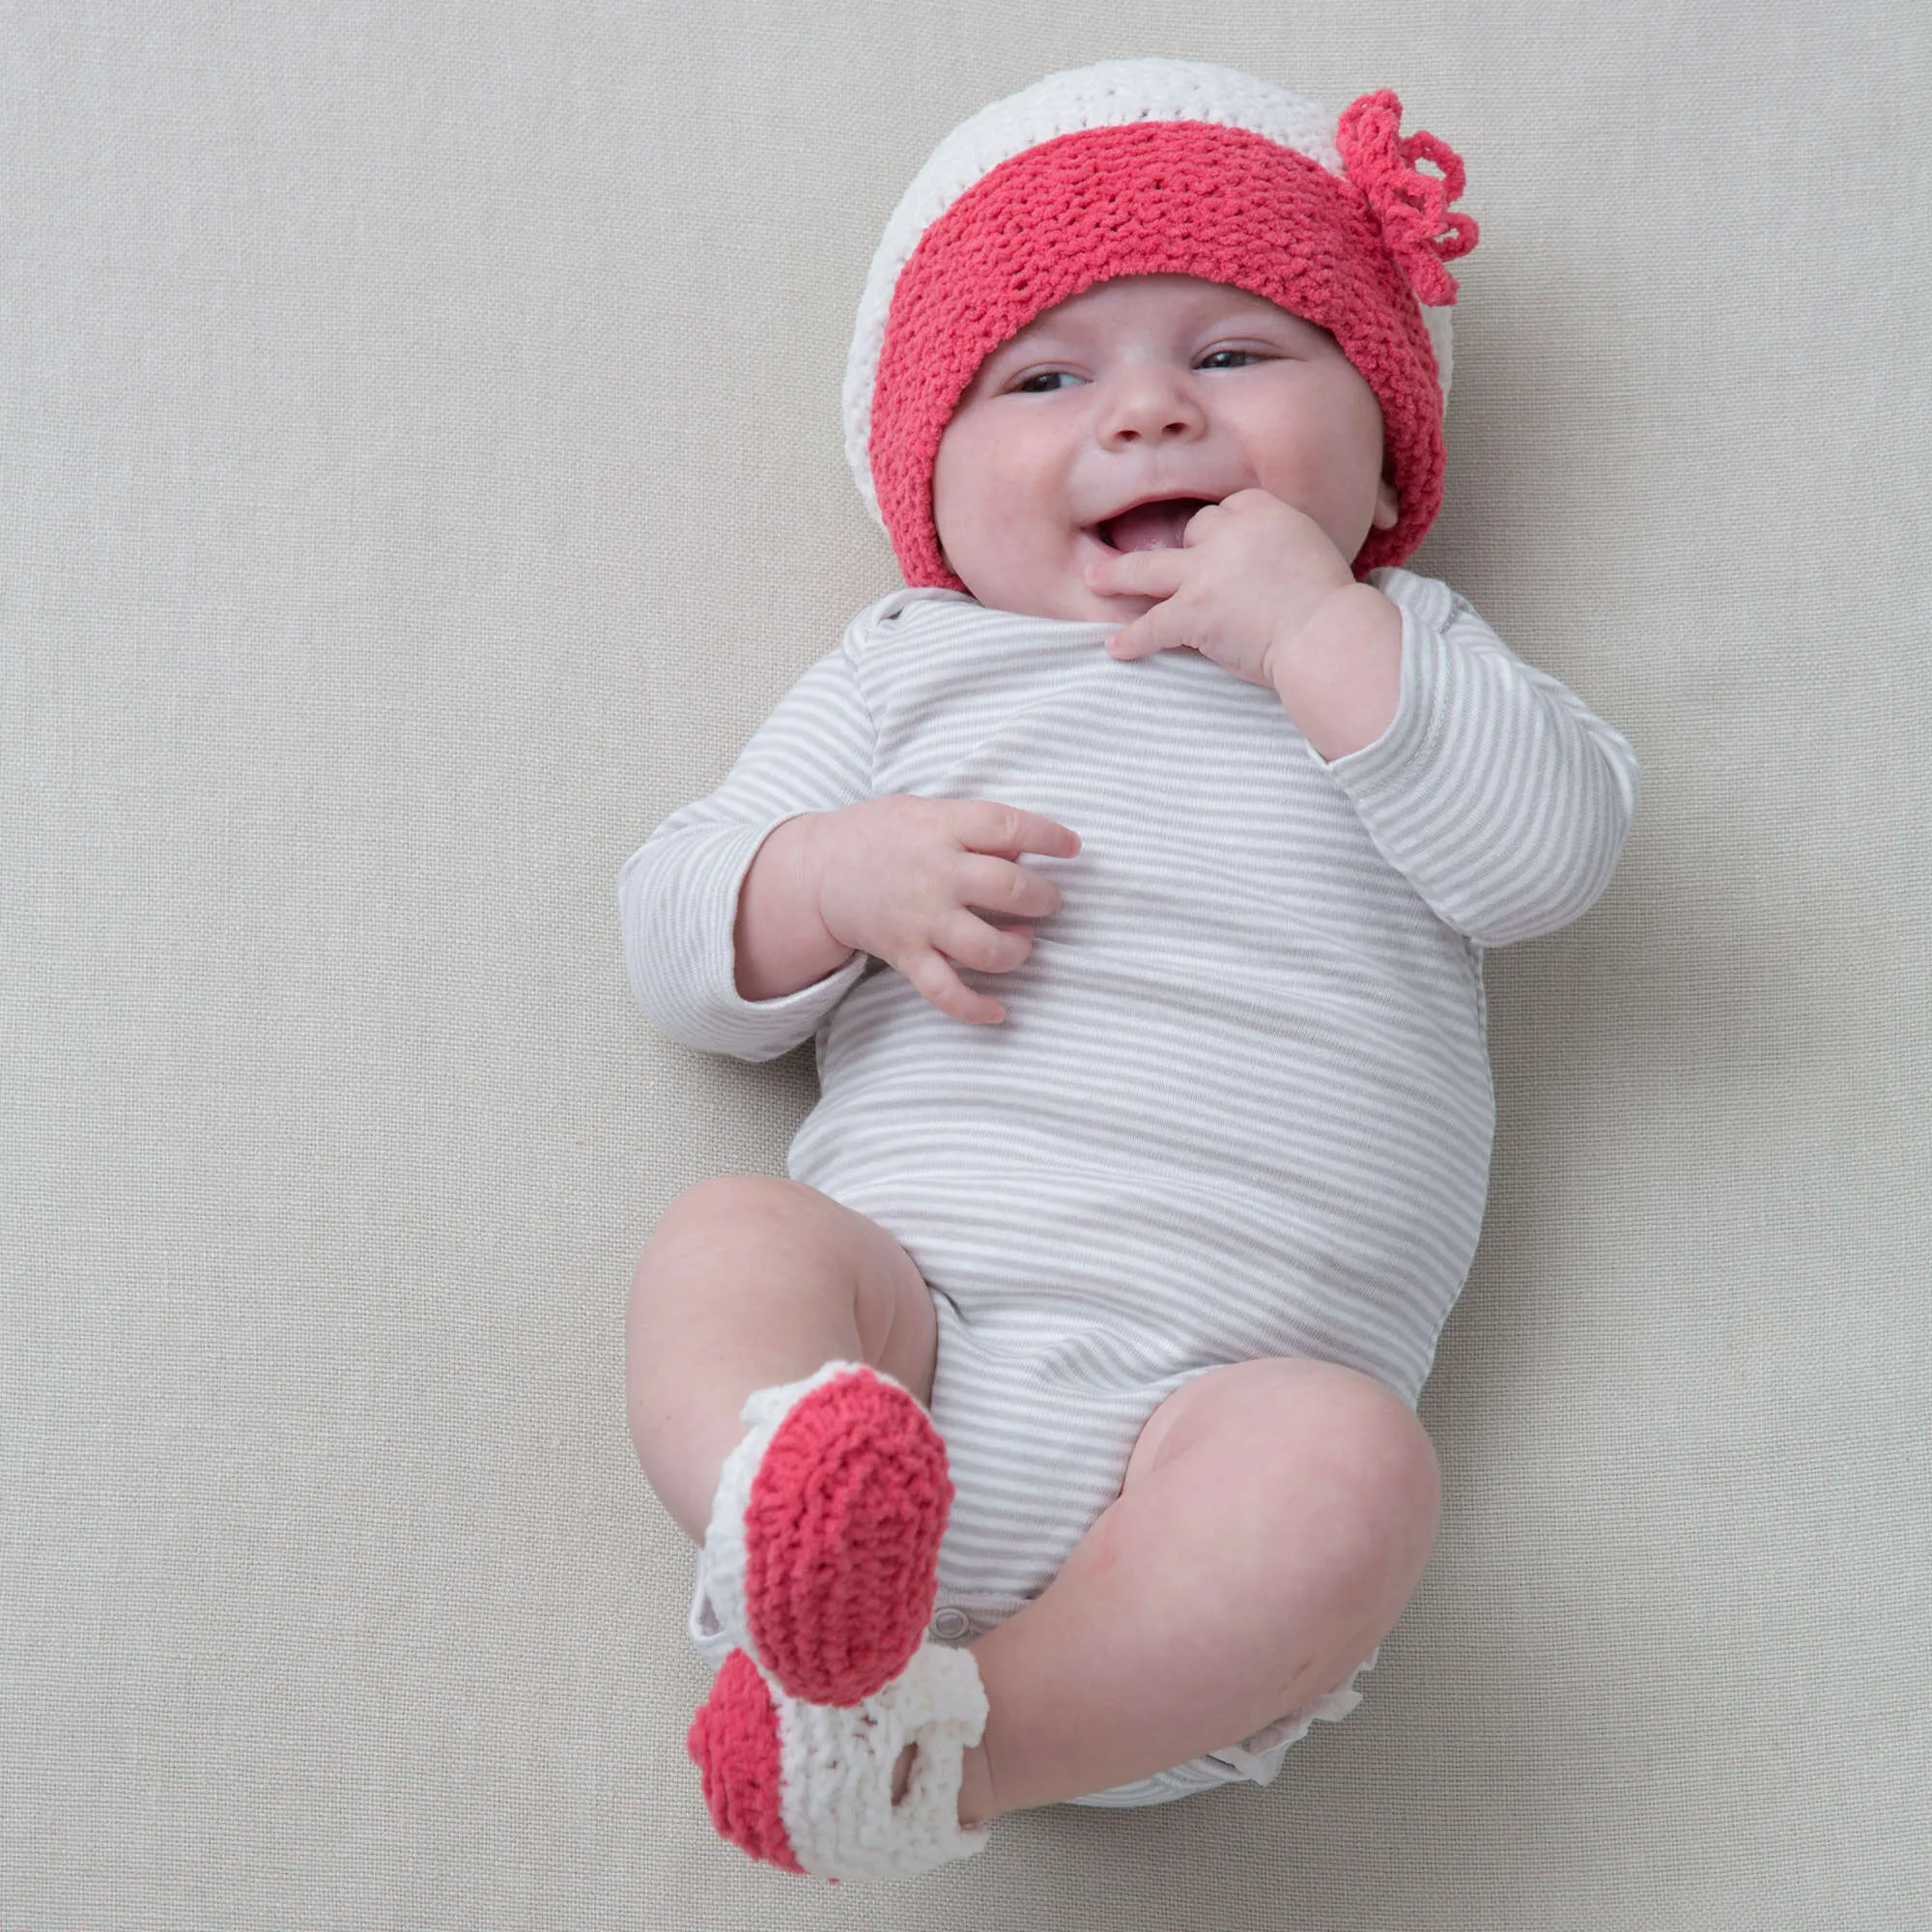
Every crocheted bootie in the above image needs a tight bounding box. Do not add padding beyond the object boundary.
[701,1360,952,1706]
[687,1641,992,1882]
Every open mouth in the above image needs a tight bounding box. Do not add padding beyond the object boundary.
[1087,497,1218,554]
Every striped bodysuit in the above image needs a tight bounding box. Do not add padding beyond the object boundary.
[620,567,1638,1803]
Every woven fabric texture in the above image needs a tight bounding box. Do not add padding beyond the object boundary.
[2,3,1928,1927]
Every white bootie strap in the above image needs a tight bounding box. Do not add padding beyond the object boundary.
[778,1642,992,1883]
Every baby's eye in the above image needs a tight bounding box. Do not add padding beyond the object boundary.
[1009,353,1262,392]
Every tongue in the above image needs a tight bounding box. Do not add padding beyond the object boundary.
[1106,498,1208,552]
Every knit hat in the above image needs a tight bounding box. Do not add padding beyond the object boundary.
[842,58,1478,587]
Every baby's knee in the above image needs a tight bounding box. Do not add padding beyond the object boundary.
[647,1173,811,1245]
[1281,1362,1438,1534]
[1281,1364,1442,1610]
[1159,1358,1441,1584]
[636,1175,807,1286]
[631,1176,782,1341]
[1315,1363,1437,1499]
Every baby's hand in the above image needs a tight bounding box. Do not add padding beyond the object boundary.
[813,795,1080,1025]
[1085,488,1356,690]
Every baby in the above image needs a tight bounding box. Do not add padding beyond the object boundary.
[619,58,1639,1883]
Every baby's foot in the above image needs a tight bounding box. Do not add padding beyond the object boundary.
[687,1642,991,1883]
[701,1360,952,1706]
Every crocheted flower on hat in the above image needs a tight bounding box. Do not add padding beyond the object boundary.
[1337,89,1479,306]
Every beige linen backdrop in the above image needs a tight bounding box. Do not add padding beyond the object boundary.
[4,5,1928,1927]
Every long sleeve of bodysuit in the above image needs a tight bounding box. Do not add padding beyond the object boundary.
[1328,568,1642,947]
[617,604,887,1063]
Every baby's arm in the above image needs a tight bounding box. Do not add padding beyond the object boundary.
[732,813,856,1002]
[619,635,879,1062]
[620,613,1079,1056]
[1318,572,1642,946]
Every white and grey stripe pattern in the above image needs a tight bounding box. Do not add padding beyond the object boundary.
[621,568,1638,1770]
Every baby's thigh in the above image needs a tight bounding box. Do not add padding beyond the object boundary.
[634,1175,939,1406]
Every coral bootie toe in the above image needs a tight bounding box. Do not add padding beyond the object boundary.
[686,1649,807,1874]
[703,1360,952,1706]
[688,1641,992,1883]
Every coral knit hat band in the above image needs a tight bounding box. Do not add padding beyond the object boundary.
[841,59,1479,587]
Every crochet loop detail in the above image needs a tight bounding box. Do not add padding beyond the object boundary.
[1337,89,1478,306]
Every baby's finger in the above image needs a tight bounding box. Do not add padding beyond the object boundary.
[955,801,1082,861]
[900,946,1005,1025]
[1105,616,1165,662]
[937,909,1035,974]
[1106,599,1184,662]
[954,851,1064,922]
[1085,549,1188,600]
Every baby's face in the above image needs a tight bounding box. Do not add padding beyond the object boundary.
[931,273,1400,622]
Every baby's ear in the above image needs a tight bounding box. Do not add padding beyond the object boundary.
[1372,476,1401,531]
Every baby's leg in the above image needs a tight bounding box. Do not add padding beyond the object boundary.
[625,1175,938,1544]
[954,1355,1442,1822]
